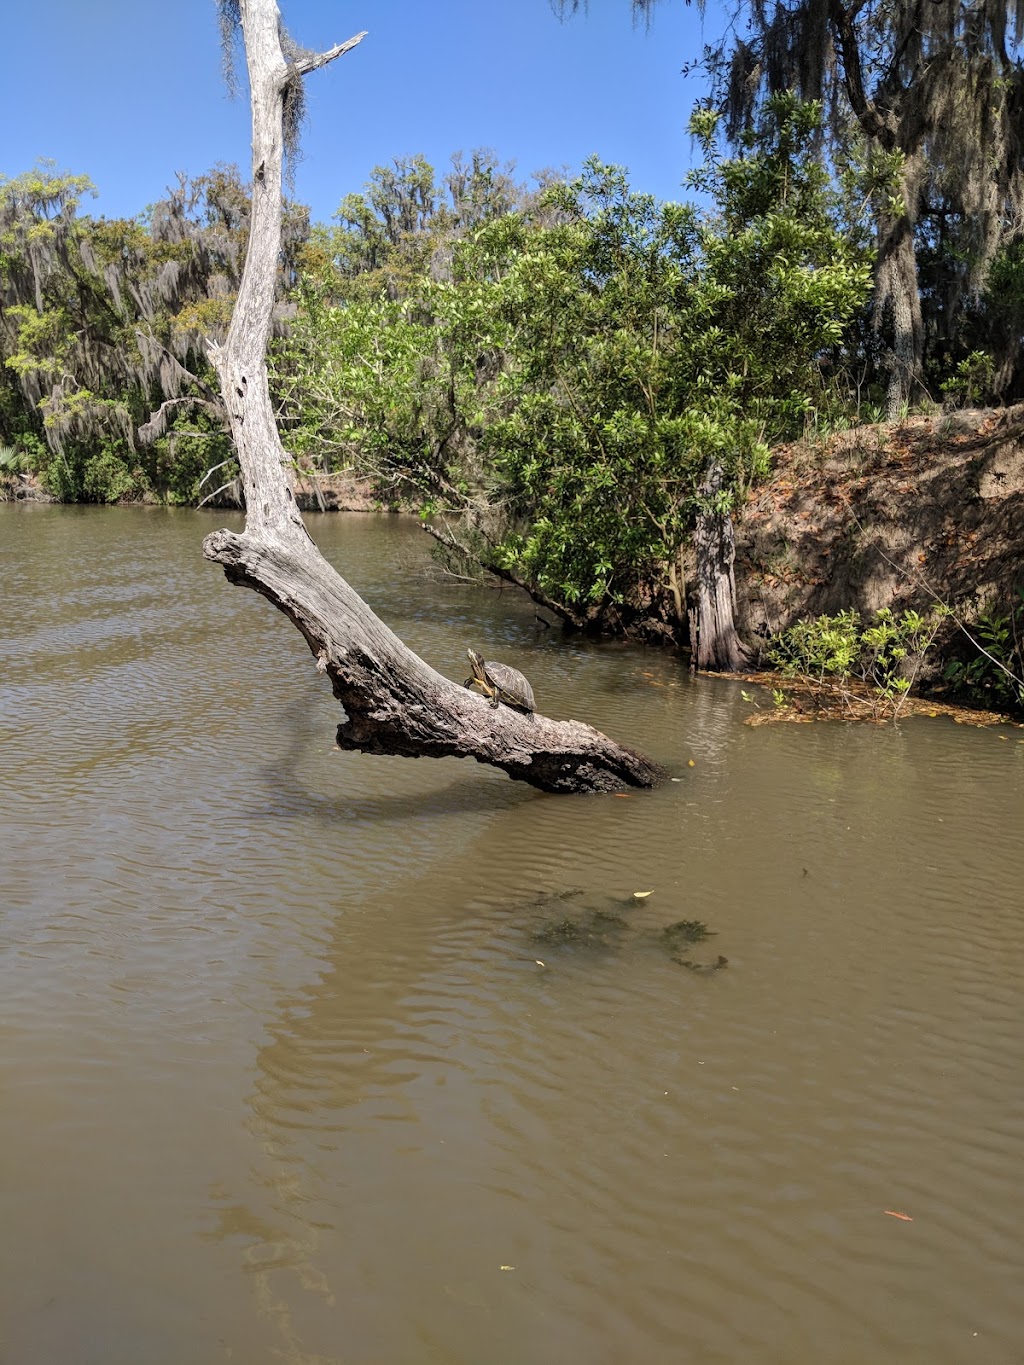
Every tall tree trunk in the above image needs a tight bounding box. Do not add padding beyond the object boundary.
[876,196,925,421]
[201,0,661,793]
[687,461,750,672]
[828,5,925,417]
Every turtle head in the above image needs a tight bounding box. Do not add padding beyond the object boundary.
[466,648,486,679]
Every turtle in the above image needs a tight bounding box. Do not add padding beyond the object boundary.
[464,648,536,714]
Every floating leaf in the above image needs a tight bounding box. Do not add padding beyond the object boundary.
[633,890,654,900]
[884,1210,913,1221]
[687,759,695,767]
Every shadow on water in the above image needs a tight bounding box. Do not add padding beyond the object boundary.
[256,759,531,826]
[252,693,536,827]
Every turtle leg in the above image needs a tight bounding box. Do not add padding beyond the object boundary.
[465,678,498,706]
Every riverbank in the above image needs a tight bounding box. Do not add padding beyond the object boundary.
[0,468,391,514]
[6,408,1022,703]
[734,406,1024,649]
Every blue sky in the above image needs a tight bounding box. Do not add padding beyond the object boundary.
[1,0,720,224]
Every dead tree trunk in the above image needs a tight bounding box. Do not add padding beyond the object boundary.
[688,461,750,672]
[202,0,661,793]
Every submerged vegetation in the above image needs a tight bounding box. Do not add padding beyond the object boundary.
[528,895,724,971]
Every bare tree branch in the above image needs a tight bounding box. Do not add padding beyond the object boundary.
[137,396,227,446]
[292,30,368,77]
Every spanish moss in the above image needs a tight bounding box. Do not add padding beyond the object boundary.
[216,0,242,95]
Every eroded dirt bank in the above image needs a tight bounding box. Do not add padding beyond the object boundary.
[734,408,1024,653]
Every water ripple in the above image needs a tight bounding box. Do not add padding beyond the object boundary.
[2,506,1023,1365]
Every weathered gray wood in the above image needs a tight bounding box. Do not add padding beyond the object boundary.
[689,461,751,672]
[207,528,661,790]
[202,0,662,792]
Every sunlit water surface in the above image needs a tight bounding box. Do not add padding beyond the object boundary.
[2,504,1023,1364]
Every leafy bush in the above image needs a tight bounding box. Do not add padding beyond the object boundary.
[942,593,1024,712]
[81,443,149,503]
[39,437,149,503]
[147,409,234,505]
[768,606,948,717]
[940,351,995,408]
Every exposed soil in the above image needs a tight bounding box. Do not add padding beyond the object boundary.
[0,472,52,503]
[1,469,392,513]
[290,470,398,513]
[734,407,1024,652]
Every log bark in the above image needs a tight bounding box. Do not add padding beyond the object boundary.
[202,0,662,793]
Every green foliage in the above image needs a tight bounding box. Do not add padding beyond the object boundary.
[275,106,869,626]
[273,283,465,502]
[317,150,523,300]
[661,1,1024,404]
[942,593,1024,713]
[272,150,531,504]
[770,609,862,678]
[37,433,149,504]
[940,351,995,408]
[482,98,869,616]
[150,409,234,505]
[0,161,261,503]
[0,443,26,474]
[80,441,150,504]
[768,606,949,716]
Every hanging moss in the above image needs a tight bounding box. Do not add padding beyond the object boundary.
[216,0,242,94]
[0,160,307,500]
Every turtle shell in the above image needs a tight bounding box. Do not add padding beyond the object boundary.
[484,659,535,713]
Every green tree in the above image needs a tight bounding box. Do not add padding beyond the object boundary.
[281,106,867,665]
[473,102,868,661]
[560,1,1024,415]
[0,161,301,501]
[273,152,542,506]
[313,150,525,302]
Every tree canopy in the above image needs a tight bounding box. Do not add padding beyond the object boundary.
[561,0,1024,414]
[274,99,869,650]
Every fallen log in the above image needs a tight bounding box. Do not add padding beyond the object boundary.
[206,526,662,790]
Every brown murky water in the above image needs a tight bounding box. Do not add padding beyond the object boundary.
[2,503,1023,1365]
